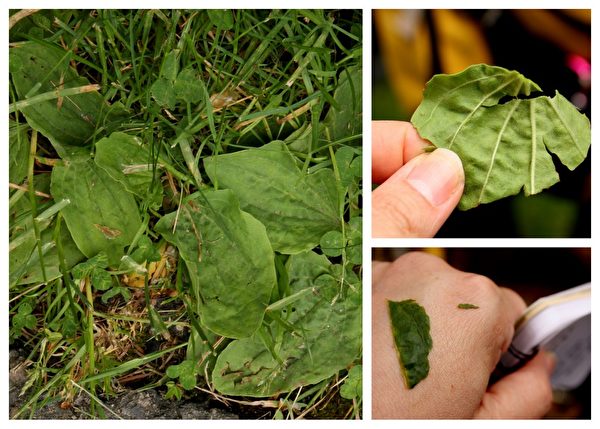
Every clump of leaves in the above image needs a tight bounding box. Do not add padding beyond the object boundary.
[388,299,432,389]
[411,64,591,210]
[9,9,362,419]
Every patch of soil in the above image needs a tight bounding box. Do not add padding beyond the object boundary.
[9,348,238,420]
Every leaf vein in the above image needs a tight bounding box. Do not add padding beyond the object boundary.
[448,77,520,149]
[478,100,521,204]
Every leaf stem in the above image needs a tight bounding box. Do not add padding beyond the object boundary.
[9,84,101,113]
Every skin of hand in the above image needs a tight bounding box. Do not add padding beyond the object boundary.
[372,121,465,237]
[373,252,556,419]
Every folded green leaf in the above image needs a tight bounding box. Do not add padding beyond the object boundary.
[203,141,340,254]
[50,159,142,266]
[155,189,276,339]
[212,250,361,397]
[388,299,432,389]
[411,64,591,210]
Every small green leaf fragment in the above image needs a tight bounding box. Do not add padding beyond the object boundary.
[457,303,479,310]
[388,299,432,389]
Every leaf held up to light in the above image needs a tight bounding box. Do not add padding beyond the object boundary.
[411,64,591,210]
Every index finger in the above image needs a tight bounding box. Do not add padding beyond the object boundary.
[372,120,431,183]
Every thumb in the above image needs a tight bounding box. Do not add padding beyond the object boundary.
[372,148,464,237]
[475,351,556,419]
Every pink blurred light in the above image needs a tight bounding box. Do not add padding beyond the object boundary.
[567,54,591,80]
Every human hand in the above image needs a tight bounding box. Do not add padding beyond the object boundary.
[372,252,556,419]
[372,121,464,237]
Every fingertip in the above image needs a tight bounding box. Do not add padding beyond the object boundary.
[372,121,431,183]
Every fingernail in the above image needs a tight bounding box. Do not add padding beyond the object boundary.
[405,148,464,206]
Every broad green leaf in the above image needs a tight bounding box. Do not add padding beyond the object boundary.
[388,299,432,389]
[203,141,340,254]
[9,42,127,159]
[411,64,591,210]
[322,66,362,145]
[212,250,361,397]
[94,132,162,205]
[155,189,276,339]
[207,9,234,30]
[50,159,142,266]
[9,120,29,185]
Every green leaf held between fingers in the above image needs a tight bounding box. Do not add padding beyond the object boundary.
[388,299,432,389]
[212,250,361,397]
[155,189,276,339]
[411,64,591,210]
[204,141,340,254]
[50,159,142,266]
